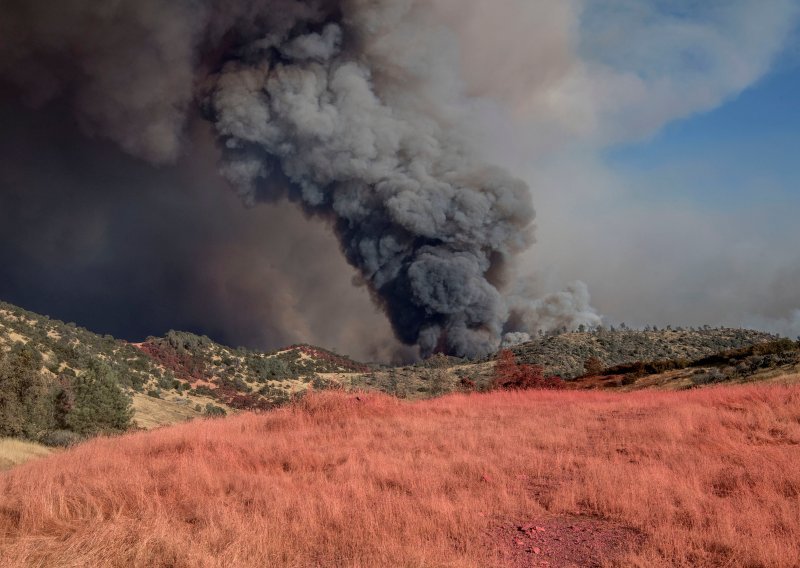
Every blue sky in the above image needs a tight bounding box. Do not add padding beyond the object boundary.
[607,30,800,211]
[492,2,800,338]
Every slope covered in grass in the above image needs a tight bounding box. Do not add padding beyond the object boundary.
[2,299,781,412]
[0,301,371,419]
[0,438,53,471]
[1,386,798,567]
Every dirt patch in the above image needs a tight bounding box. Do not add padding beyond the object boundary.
[491,515,642,567]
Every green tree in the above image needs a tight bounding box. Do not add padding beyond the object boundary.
[0,346,54,438]
[426,367,450,396]
[64,362,132,435]
[385,369,403,398]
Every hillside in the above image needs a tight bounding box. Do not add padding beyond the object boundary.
[0,387,798,567]
[347,329,786,398]
[0,298,792,447]
[510,327,779,379]
[568,337,800,392]
[0,438,53,471]
[135,333,369,410]
[0,301,369,433]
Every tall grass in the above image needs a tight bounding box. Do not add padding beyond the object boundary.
[1,385,798,567]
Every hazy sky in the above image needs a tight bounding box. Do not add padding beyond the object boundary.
[454,0,800,339]
[1,0,799,359]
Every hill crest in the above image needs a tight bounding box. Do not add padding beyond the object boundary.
[0,299,791,432]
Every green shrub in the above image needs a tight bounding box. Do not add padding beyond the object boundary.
[155,370,177,390]
[63,362,132,435]
[691,369,727,386]
[311,375,335,390]
[204,403,227,417]
[39,429,84,448]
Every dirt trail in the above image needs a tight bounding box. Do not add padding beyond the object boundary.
[492,515,641,567]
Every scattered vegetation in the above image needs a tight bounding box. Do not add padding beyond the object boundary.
[0,302,371,428]
[0,302,165,392]
[1,299,795,449]
[203,403,227,417]
[584,338,800,388]
[511,326,778,378]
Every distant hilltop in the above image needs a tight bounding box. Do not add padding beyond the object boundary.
[0,299,791,436]
[509,326,781,379]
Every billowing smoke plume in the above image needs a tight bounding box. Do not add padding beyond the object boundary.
[0,0,599,358]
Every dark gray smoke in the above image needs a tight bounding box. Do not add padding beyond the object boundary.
[0,0,599,358]
[0,97,411,362]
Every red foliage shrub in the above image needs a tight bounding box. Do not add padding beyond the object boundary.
[224,393,274,412]
[492,350,565,391]
[135,341,210,384]
[287,345,371,373]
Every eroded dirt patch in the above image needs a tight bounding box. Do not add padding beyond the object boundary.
[491,515,642,567]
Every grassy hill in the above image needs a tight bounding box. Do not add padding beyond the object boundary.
[0,301,370,435]
[0,387,798,567]
[347,328,788,398]
[0,438,53,471]
[2,300,799,565]
[1,298,793,452]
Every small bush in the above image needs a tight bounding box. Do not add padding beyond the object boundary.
[584,356,604,376]
[691,369,727,386]
[459,377,476,391]
[39,429,84,448]
[204,404,227,417]
[311,375,335,390]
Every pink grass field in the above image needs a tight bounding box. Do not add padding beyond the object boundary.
[1,385,799,567]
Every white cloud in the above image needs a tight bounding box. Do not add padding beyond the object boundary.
[434,0,800,335]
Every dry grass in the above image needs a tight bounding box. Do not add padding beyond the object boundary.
[0,438,53,471]
[1,385,799,567]
[131,393,217,430]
